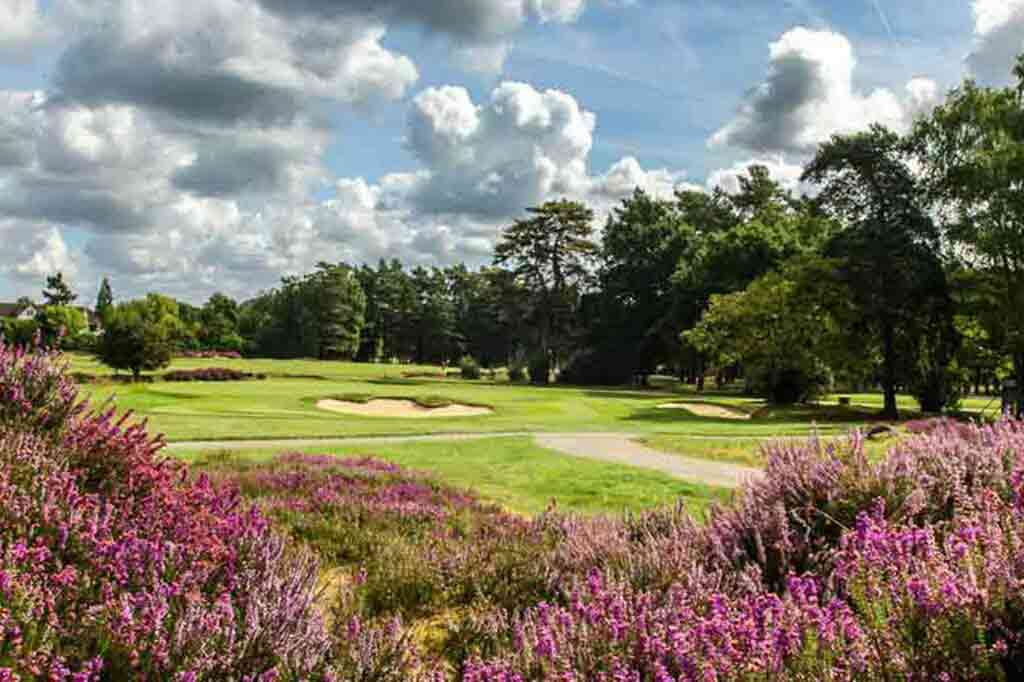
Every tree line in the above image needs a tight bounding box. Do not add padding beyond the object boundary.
[8,56,1024,417]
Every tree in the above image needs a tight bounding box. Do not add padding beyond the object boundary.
[95,277,114,323]
[684,260,847,404]
[911,56,1024,415]
[243,263,366,360]
[494,200,597,381]
[803,125,959,417]
[36,306,87,348]
[312,263,366,360]
[42,272,77,307]
[199,293,242,351]
[589,190,696,382]
[97,302,175,379]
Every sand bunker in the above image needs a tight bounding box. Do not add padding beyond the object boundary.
[317,398,492,418]
[657,402,751,420]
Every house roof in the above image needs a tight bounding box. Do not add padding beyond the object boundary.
[0,302,32,318]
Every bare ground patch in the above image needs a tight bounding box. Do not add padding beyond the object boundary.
[316,398,493,418]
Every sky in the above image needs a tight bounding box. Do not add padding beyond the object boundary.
[0,0,1021,305]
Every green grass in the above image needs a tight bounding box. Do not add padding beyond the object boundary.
[179,437,732,516]
[643,431,902,467]
[68,354,892,442]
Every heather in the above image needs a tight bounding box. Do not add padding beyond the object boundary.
[162,367,266,382]
[198,451,555,639]
[8,343,1024,680]
[178,350,244,359]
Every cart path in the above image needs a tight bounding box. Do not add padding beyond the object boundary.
[532,433,760,489]
[168,431,762,488]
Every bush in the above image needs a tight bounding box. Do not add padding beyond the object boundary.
[507,363,526,382]
[750,362,833,404]
[527,352,550,385]
[557,348,634,386]
[1,318,39,347]
[179,349,244,359]
[97,303,174,378]
[163,367,264,382]
[465,420,1024,679]
[459,355,482,380]
[909,362,967,413]
[0,345,334,680]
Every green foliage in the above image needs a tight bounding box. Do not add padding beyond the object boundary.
[495,200,597,375]
[803,125,958,416]
[911,61,1024,413]
[315,263,366,360]
[97,300,176,378]
[1,318,39,347]
[95,277,114,323]
[41,271,77,306]
[558,348,635,386]
[459,355,482,380]
[527,351,550,385]
[243,263,366,360]
[685,263,843,404]
[594,189,697,377]
[35,305,87,347]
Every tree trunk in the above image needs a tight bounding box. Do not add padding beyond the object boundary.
[881,323,899,419]
[1015,352,1024,418]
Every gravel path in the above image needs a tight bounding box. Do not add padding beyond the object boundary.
[169,431,761,488]
[533,433,760,488]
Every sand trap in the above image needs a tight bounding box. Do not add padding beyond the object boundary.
[317,398,492,418]
[657,402,751,420]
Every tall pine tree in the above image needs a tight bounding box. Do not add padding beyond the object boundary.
[96,277,114,322]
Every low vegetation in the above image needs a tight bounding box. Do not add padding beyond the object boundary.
[162,367,265,382]
[8,337,1024,680]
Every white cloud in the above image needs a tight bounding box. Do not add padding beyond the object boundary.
[402,81,596,217]
[0,0,47,61]
[710,27,934,155]
[308,82,692,274]
[0,1,676,301]
[0,220,79,287]
[706,157,811,196]
[592,156,696,200]
[55,0,418,125]
[967,0,1024,85]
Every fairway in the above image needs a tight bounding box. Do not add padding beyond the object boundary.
[70,354,896,442]
[66,353,958,514]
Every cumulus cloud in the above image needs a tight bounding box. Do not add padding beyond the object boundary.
[967,0,1024,85]
[0,220,78,288]
[0,0,667,301]
[0,0,48,61]
[255,0,587,40]
[55,0,418,125]
[710,27,936,155]
[592,156,697,200]
[705,157,811,196]
[252,0,592,72]
[308,82,692,272]
[401,82,595,217]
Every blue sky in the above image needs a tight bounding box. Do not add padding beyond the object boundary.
[0,0,1018,303]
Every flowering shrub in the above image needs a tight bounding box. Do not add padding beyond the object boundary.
[0,342,80,438]
[459,420,1024,680]
[163,367,265,382]
[178,350,244,359]
[9,337,1024,680]
[202,453,552,622]
[0,340,442,681]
